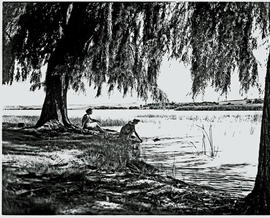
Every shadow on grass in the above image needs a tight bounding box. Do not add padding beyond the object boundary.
[2,124,242,215]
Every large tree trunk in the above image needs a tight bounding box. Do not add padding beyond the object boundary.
[35,63,71,128]
[244,52,270,214]
[35,3,84,128]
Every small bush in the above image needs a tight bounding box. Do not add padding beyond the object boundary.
[78,139,139,172]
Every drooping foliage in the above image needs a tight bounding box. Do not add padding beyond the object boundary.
[168,2,270,214]
[3,2,270,102]
[79,3,171,101]
[3,2,26,84]
[169,2,269,99]
[3,2,176,102]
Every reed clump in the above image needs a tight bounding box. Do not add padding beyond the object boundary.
[197,124,218,158]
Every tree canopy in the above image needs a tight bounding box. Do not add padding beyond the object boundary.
[3,2,175,102]
[168,2,269,98]
[4,2,268,101]
[4,2,270,128]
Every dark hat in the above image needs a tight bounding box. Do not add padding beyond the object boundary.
[86,107,93,113]
[132,119,140,123]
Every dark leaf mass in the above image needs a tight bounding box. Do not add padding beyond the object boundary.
[3,2,269,100]
[3,2,173,102]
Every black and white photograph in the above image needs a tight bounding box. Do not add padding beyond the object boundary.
[1,1,270,215]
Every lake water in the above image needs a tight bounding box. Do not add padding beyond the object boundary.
[3,109,262,197]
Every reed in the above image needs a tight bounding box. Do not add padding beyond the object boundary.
[197,124,217,158]
[171,152,177,178]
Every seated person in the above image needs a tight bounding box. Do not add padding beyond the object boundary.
[82,108,105,133]
[119,119,142,142]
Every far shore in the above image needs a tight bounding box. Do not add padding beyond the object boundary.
[3,98,264,111]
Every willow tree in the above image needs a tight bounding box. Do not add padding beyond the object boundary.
[169,2,270,214]
[4,2,270,214]
[3,2,169,127]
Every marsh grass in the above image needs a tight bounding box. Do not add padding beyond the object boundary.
[100,118,126,127]
[59,117,126,127]
[2,116,39,127]
[137,114,177,120]
[251,114,262,122]
[3,115,126,128]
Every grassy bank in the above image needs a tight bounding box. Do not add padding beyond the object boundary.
[2,116,244,215]
[2,115,126,128]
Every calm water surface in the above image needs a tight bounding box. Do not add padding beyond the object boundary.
[3,109,262,197]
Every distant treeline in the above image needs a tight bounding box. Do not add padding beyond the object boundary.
[93,106,140,110]
[4,105,141,110]
[142,98,264,111]
[142,101,218,110]
[4,106,42,110]
[174,105,263,111]
[4,98,264,111]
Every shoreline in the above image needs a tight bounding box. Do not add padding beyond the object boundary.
[3,98,264,111]
[3,105,264,111]
[174,105,262,111]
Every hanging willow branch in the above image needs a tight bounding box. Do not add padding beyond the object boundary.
[5,2,269,102]
[105,2,112,74]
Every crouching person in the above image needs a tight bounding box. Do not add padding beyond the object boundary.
[119,119,143,142]
[82,108,106,133]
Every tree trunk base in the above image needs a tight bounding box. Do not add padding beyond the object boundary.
[37,120,65,131]
[37,119,81,133]
[241,191,270,214]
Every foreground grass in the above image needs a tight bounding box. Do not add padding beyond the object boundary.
[2,116,244,215]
